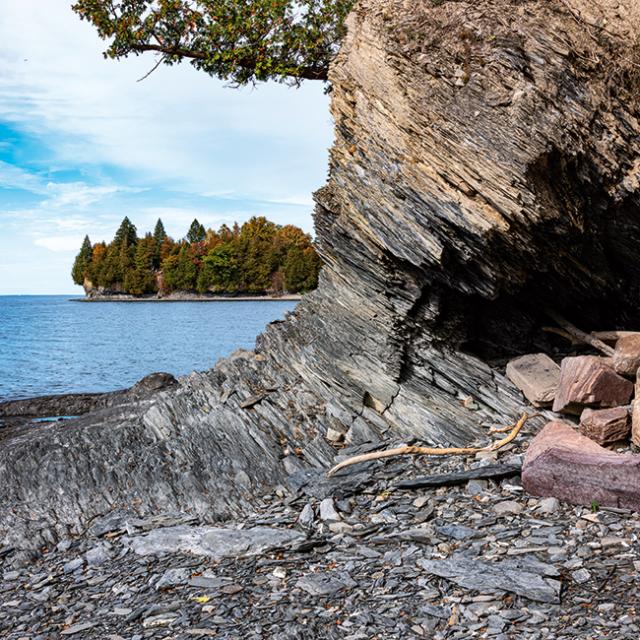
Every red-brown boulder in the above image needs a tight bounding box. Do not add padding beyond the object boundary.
[579,406,630,445]
[613,334,640,377]
[522,421,640,511]
[552,356,633,414]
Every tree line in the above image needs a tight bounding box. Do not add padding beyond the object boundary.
[72,216,321,296]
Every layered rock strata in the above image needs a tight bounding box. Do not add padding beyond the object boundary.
[2,0,640,548]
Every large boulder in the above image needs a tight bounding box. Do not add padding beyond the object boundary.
[552,356,633,414]
[522,421,640,510]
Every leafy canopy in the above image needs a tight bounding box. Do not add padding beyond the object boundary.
[72,0,354,85]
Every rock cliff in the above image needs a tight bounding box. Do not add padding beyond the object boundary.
[2,0,640,550]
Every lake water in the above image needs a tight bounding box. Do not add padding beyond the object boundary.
[0,296,297,401]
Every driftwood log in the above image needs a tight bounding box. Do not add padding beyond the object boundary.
[1,0,640,550]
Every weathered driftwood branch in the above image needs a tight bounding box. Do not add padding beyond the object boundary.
[545,310,615,357]
[591,331,640,343]
[326,413,530,477]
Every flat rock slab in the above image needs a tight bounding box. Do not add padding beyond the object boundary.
[580,406,630,445]
[395,464,521,489]
[552,356,633,414]
[418,554,561,603]
[522,421,640,511]
[129,525,304,559]
[506,353,560,406]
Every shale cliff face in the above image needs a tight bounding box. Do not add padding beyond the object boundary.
[2,0,640,549]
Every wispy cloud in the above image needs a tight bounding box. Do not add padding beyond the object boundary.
[34,235,84,252]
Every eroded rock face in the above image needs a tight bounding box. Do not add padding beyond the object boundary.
[2,0,640,548]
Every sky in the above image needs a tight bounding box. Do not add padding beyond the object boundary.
[0,1,333,294]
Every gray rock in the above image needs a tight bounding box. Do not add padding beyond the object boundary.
[155,567,192,590]
[129,525,304,559]
[63,558,84,574]
[86,543,111,566]
[493,500,523,515]
[319,498,341,523]
[418,554,561,603]
[296,572,356,596]
[537,497,560,515]
[298,503,315,529]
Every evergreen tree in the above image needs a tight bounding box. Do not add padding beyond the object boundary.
[283,245,308,292]
[113,216,138,248]
[237,216,278,292]
[186,219,206,244]
[71,235,93,285]
[125,234,157,294]
[152,219,168,269]
[153,218,167,245]
[201,243,239,292]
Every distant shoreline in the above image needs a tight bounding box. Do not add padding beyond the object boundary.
[72,293,302,303]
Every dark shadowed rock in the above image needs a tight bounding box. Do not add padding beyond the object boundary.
[613,334,640,377]
[522,421,640,511]
[552,356,633,414]
[0,372,177,421]
[579,406,630,445]
[506,354,559,407]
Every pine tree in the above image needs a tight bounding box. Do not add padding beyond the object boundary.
[186,219,206,244]
[71,235,93,286]
[113,216,138,248]
[153,218,167,245]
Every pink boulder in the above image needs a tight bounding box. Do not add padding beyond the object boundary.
[522,421,640,511]
[579,406,630,445]
[552,356,633,414]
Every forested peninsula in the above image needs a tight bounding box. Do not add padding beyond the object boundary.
[72,216,321,299]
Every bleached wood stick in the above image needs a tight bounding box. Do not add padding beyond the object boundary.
[326,413,530,477]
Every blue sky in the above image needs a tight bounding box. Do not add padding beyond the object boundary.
[0,1,333,294]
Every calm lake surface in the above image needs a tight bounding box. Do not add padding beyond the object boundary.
[0,296,297,401]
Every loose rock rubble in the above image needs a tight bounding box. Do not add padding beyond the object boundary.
[504,329,640,510]
[2,428,639,640]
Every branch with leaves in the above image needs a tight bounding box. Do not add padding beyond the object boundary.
[72,0,354,85]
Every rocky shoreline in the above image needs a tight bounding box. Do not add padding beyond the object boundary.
[75,293,302,303]
[2,428,638,639]
[2,0,640,637]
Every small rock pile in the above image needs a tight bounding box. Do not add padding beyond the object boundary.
[505,333,640,511]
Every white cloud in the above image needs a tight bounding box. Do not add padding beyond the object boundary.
[34,235,83,252]
[0,160,46,193]
[44,183,135,209]
[0,0,332,200]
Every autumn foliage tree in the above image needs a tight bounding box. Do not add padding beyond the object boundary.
[73,215,321,296]
[72,0,354,85]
